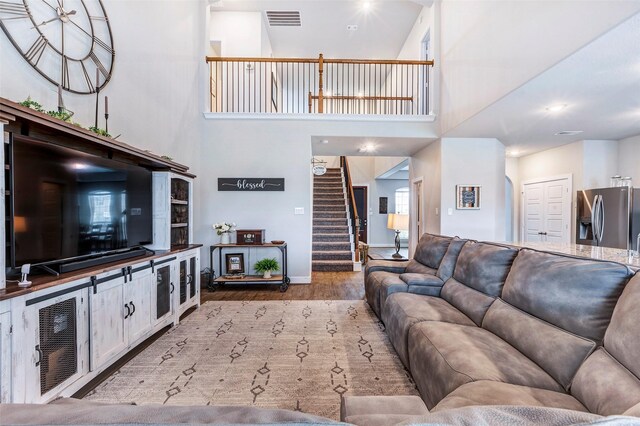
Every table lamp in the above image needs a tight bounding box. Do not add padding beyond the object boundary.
[387,214,409,258]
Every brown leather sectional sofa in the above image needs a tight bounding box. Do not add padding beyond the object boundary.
[357,233,640,422]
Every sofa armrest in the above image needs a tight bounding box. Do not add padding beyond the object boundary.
[364,260,410,278]
[400,273,445,297]
[340,395,429,425]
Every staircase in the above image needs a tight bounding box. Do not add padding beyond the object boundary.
[312,168,355,272]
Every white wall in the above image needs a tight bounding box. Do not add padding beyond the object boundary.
[409,140,441,250]
[619,134,640,184]
[440,138,506,241]
[439,0,640,134]
[210,12,264,57]
[582,140,619,189]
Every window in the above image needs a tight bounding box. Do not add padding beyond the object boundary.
[89,191,112,224]
[395,187,409,239]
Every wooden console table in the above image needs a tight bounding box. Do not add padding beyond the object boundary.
[209,243,290,292]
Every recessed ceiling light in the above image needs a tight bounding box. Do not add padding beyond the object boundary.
[358,144,376,153]
[508,150,520,157]
[72,163,88,170]
[555,130,583,136]
[362,2,371,12]
[545,104,568,113]
[321,140,329,144]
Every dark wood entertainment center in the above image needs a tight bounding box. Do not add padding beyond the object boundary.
[0,97,201,404]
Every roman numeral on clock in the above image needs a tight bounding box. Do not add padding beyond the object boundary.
[25,35,48,65]
[80,61,95,92]
[62,55,70,89]
[89,51,109,79]
[93,36,113,54]
[0,1,28,19]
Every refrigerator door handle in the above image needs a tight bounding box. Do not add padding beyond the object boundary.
[591,195,599,245]
[598,195,605,243]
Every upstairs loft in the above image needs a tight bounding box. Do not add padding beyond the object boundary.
[207,54,434,117]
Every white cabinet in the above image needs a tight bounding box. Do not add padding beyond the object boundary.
[0,306,11,403]
[152,259,176,327]
[21,288,88,403]
[149,172,194,250]
[125,269,152,344]
[89,263,153,371]
[176,249,200,320]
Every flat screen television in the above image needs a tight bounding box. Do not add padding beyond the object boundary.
[8,136,153,271]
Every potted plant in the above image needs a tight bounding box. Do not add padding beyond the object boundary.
[254,258,280,279]
[213,222,236,244]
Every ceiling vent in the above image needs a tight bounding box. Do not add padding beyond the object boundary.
[555,130,584,136]
[266,11,301,27]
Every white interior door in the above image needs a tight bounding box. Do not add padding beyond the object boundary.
[522,176,571,243]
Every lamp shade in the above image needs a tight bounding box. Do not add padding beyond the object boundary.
[14,216,27,233]
[387,214,409,231]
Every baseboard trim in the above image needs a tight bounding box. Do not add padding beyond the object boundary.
[290,276,311,284]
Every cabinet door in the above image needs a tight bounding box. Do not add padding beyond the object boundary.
[179,260,187,305]
[153,265,172,324]
[125,271,152,344]
[24,290,87,402]
[188,255,199,300]
[0,311,11,403]
[90,277,127,371]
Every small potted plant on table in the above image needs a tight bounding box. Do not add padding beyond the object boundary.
[254,258,280,279]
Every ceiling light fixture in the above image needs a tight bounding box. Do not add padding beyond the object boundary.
[321,140,329,144]
[555,130,583,136]
[358,144,376,153]
[72,163,88,170]
[362,2,371,12]
[545,104,568,113]
[508,150,520,157]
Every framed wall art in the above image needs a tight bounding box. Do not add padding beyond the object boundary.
[456,185,481,210]
[225,253,245,274]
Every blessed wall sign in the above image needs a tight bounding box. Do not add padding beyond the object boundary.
[218,178,285,192]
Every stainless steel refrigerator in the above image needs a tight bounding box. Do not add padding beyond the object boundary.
[576,187,640,250]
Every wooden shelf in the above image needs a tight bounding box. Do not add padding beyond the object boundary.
[214,274,283,283]
[171,200,188,205]
[213,242,286,248]
[171,223,188,228]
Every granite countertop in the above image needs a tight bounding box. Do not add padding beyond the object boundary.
[508,242,640,268]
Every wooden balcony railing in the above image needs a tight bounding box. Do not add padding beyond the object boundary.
[206,54,433,116]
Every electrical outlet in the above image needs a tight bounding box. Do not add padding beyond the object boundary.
[295,207,304,215]
[448,208,453,216]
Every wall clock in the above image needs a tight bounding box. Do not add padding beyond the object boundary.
[0,0,114,94]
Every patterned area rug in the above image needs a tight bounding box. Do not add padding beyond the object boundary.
[84,300,418,420]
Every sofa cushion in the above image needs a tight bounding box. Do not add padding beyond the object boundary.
[435,237,467,282]
[451,241,518,296]
[501,249,632,343]
[365,271,407,317]
[412,233,452,269]
[407,321,563,409]
[382,293,474,368]
[482,299,596,390]
[604,272,640,378]
[432,381,587,413]
[400,273,444,296]
[364,259,409,279]
[571,348,640,416]
[404,259,437,275]
[440,242,518,326]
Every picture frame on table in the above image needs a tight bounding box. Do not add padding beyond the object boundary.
[456,185,481,209]
[225,253,245,274]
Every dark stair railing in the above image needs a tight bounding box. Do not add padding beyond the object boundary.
[340,156,360,263]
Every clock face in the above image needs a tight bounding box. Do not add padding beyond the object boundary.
[0,0,114,94]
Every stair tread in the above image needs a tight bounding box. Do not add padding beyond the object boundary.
[312,260,354,264]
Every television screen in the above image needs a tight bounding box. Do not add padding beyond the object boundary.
[11,137,153,267]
